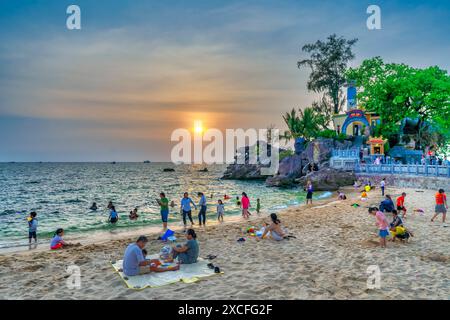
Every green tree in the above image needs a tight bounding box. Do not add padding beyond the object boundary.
[298,34,358,114]
[346,57,450,151]
[281,107,321,142]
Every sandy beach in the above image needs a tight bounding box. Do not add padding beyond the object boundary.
[0,186,448,300]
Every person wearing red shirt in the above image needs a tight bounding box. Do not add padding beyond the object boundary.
[431,189,448,223]
[396,192,407,218]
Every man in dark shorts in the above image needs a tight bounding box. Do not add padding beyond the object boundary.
[396,192,407,218]
[431,189,448,223]
[305,181,313,204]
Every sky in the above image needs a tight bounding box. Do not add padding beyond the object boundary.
[0,0,449,162]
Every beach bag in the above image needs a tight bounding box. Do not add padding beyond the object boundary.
[161,229,174,241]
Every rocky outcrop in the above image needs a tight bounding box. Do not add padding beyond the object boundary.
[221,164,267,180]
[296,167,356,191]
[265,154,303,187]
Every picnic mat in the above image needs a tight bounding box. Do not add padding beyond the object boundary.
[111,254,221,289]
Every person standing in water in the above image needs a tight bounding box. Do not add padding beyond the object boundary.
[241,192,251,219]
[180,192,196,228]
[305,180,313,205]
[197,192,207,227]
[157,192,169,230]
[109,206,119,224]
[216,199,225,222]
[256,198,261,214]
[27,212,38,245]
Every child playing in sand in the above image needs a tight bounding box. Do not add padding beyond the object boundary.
[216,199,225,222]
[50,228,71,250]
[256,198,261,214]
[368,207,390,248]
[27,212,38,244]
[396,192,407,218]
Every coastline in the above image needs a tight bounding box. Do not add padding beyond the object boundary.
[0,186,448,299]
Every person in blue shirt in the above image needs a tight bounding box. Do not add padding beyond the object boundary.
[379,195,395,213]
[109,206,119,224]
[122,236,153,276]
[122,236,179,276]
[27,211,38,244]
[180,192,196,228]
[197,192,207,226]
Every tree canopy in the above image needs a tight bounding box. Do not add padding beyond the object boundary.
[298,34,358,114]
[346,57,450,151]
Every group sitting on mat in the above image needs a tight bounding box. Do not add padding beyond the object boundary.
[122,229,199,277]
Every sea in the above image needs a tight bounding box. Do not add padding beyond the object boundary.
[0,162,331,251]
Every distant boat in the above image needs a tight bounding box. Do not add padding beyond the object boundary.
[198,168,208,172]
[111,161,116,164]
[163,168,175,172]
[143,160,151,163]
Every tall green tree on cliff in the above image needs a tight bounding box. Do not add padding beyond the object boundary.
[346,57,450,151]
[298,34,358,115]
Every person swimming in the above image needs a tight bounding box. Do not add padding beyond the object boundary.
[90,202,98,211]
[129,208,139,220]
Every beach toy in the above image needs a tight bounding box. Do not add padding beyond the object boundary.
[160,229,174,241]
[246,227,255,233]
[364,185,371,192]
[255,231,263,237]
[159,246,173,261]
[167,235,177,242]
[27,217,32,222]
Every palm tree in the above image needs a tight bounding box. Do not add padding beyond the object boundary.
[281,107,320,143]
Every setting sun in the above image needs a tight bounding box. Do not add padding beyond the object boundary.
[194,120,204,134]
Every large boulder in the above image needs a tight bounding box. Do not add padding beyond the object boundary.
[221,164,267,180]
[296,167,356,191]
[265,154,303,187]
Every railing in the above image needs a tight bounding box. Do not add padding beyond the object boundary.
[331,148,359,158]
[355,163,450,177]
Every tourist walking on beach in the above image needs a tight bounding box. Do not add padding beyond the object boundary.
[157,192,169,230]
[396,192,407,218]
[27,212,38,245]
[431,189,447,223]
[368,207,390,248]
[216,199,225,222]
[241,192,251,219]
[197,192,207,226]
[380,178,386,196]
[305,180,313,205]
[180,192,196,228]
